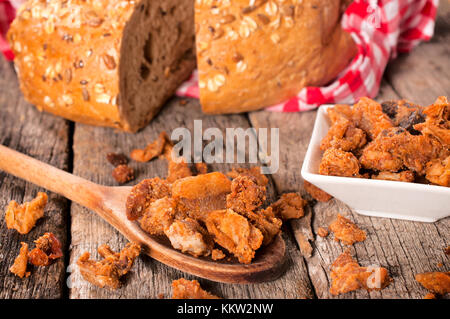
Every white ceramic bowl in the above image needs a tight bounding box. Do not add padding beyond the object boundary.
[301,105,450,223]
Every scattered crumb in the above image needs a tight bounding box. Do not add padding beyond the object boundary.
[28,232,63,266]
[212,249,226,261]
[179,99,188,106]
[158,293,165,299]
[445,246,450,255]
[329,250,391,295]
[270,193,306,220]
[172,278,220,299]
[415,272,450,296]
[106,153,128,166]
[437,262,443,268]
[303,181,332,202]
[317,227,329,238]
[10,242,30,278]
[423,292,437,299]
[130,132,168,162]
[77,243,141,289]
[112,164,135,184]
[329,214,366,245]
[5,192,48,234]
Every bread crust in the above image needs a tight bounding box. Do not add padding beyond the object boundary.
[195,0,357,113]
[8,0,195,132]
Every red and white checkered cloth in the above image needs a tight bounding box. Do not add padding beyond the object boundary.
[1,0,438,112]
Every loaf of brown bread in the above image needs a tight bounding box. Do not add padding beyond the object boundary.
[8,0,195,132]
[195,0,357,114]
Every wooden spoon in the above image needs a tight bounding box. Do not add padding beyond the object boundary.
[0,144,286,283]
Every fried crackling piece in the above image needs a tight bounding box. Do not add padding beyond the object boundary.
[353,97,393,139]
[320,117,367,152]
[125,177,171,220]
[9,242,30,278]
[415,272,450,296]
[327,104,354,124]
[303,181,332,202]
[5,192,48,234]
[226,166,269,186]
[226,176,281,245]
[172,278,220,299]
[270,193,306,220]
[360,128,442,174]
[227,175,266,213]
[172,172,231,220]
[205,210,263,264]
[130,132,169,162]
[165,218,213,257]
[77,243,141,289]
[414,96,450,146]
[329,250,391,295]
[425,155,450,187]
[371,171,415,183]
[352,97,394,139]
[28,232,63,266]
[244,206,282,246]
[319,148,360,177]
[140,197,177,235]
[329,214,366,245]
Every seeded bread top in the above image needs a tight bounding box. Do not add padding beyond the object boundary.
[196,0,357,114]
[8,0,136,130]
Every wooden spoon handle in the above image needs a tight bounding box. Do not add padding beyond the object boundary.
[0,144,106,209]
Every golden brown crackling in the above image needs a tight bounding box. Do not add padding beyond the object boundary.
[28,232,63,266]
[77,242,141,289]
[329,214,366,245]
[329,250,391,295]
[205,209,263,264]
[319,148,360,177]
[130,132,169,163]
[172,172,231,220]
[352,97,394,139]
[270,192,306,220]
[10,242,30,278]
[414,96,450,145]
[140,197,177,236]
[415,272,450,296]
[196,0,356,113]
[172,278,220,299]
[5,192,48,234]
[164,218,213,257]
[125,177,171,221]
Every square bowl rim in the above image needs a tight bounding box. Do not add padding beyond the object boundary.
[301,104,450,195]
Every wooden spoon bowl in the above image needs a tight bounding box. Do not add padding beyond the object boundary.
[0,144,286,283]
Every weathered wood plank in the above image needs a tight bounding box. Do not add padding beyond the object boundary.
[69,98,315,299]
[0,56,70,298]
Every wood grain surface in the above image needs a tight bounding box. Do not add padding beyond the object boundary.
[0,57,70,299]
[0,2,448,299]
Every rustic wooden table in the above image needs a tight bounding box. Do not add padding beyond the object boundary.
[0,4,449,299]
